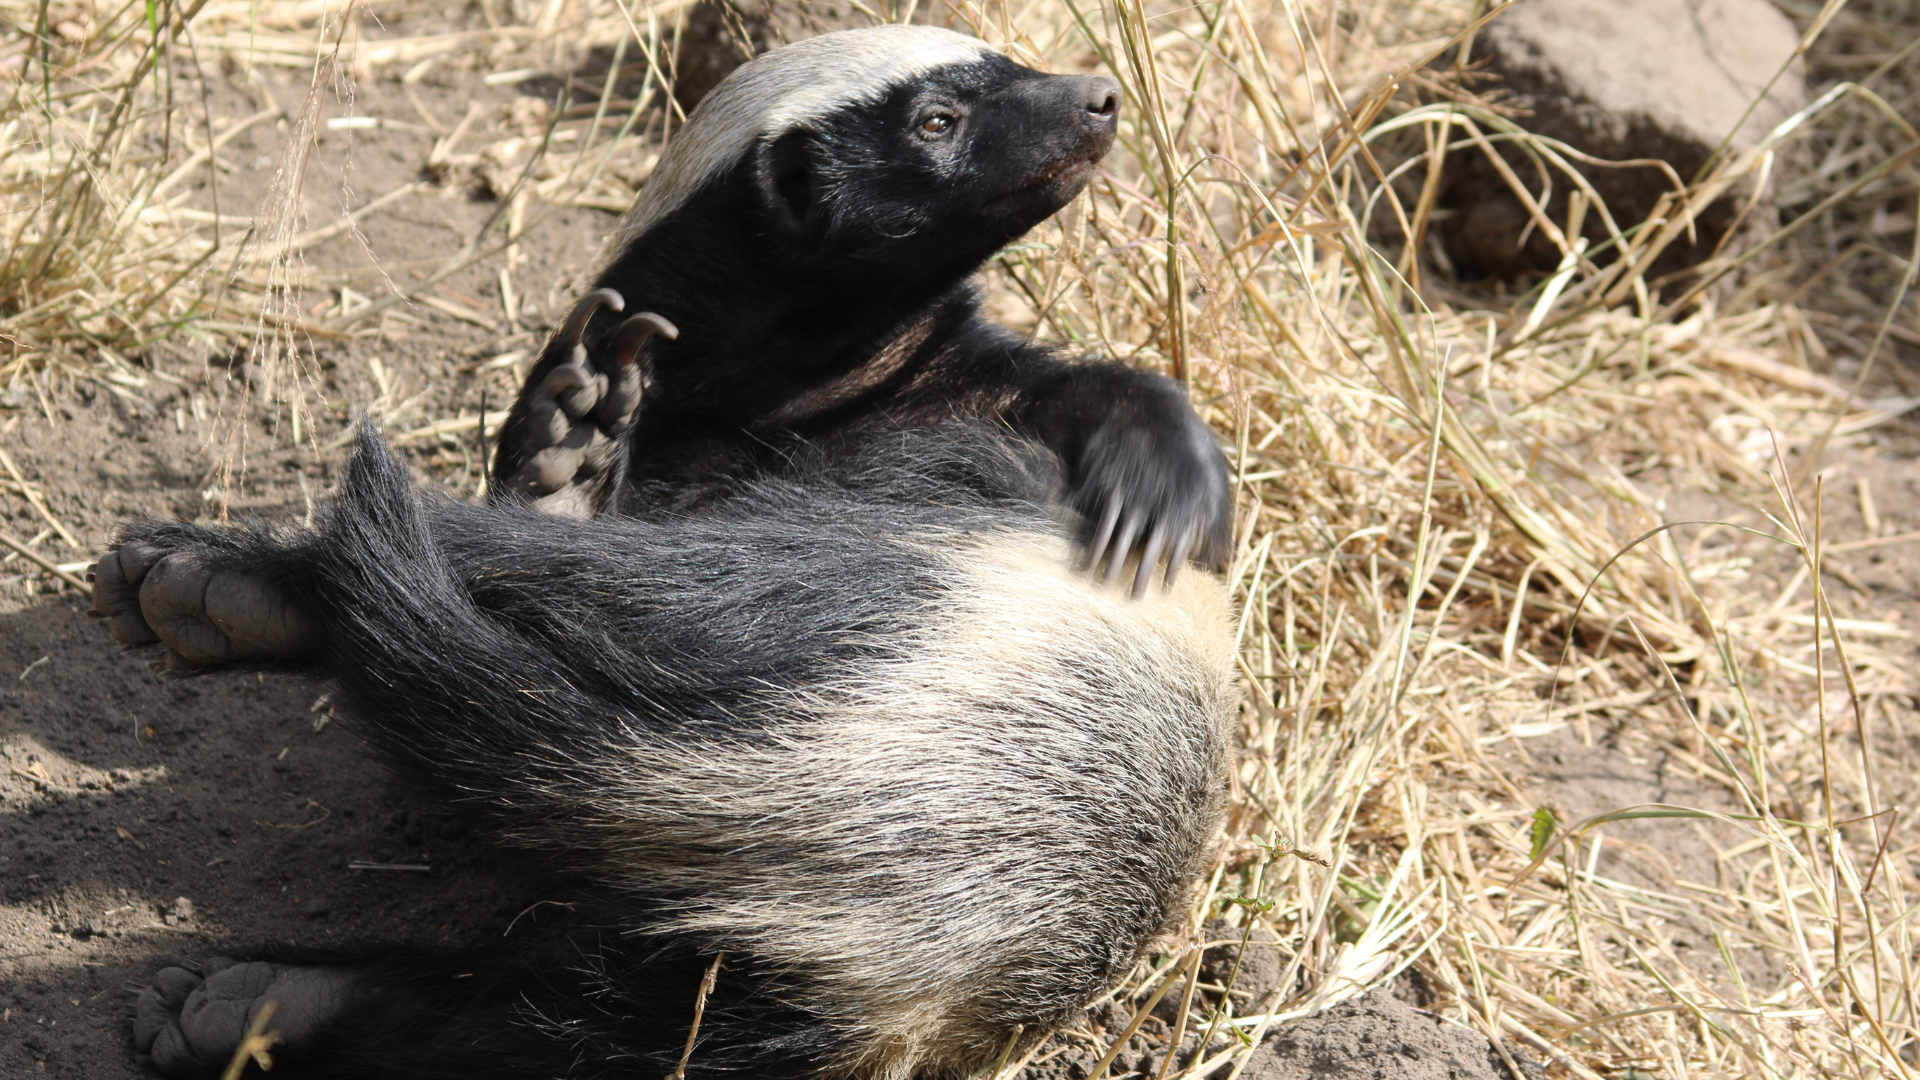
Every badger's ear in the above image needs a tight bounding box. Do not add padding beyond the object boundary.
[760,128,819,235]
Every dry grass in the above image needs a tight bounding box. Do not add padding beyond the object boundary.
[7,0,1920,1077]
[0,0,221,388]
[1,0,670,496]
[958,2,1920,1078]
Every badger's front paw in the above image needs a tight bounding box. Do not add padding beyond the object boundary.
[93,540,311,669]
[134,959,360,1076]
[493,288,676,517]
[1076,411,1231,596]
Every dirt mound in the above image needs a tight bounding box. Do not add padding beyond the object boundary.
[1240,995,1541,1080]
[1441,0,1806,279]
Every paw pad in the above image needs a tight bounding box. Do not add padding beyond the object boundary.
[132,958,358,1076]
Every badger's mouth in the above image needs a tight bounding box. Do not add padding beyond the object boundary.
[985,155,1100,213]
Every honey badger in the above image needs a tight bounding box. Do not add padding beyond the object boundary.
[93,24,1238,1080]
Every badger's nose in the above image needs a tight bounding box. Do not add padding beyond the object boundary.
[1077,75,1122,127]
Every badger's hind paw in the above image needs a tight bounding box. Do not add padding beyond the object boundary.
[133,959,359,1076]
[93,540,312,669]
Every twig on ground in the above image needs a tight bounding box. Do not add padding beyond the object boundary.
[0,529,88,589]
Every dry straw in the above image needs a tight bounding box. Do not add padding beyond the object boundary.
[958,1,1918,1077]
[6,0,1920,1076]
[0,0,225,384]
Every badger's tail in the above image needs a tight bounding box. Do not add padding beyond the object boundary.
[258,421,638,809]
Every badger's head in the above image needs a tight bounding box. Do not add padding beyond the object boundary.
[614,25,1120,285]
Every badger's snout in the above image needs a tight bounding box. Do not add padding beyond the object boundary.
[1057,74,1121,168]
[979,74,1123,219]
[1019,73,1122,162]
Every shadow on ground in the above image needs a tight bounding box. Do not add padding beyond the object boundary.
[0,595,541,1078]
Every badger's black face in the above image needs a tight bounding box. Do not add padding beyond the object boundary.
[753,54,1120,278]
[583,44,1129,416]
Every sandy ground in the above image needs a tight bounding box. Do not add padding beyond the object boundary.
[1,8,1916,1080]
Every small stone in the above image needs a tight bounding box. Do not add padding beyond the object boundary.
[168,897,194,924]
[299,898,332,920]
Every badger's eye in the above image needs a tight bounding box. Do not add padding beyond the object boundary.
[919,114,955,136]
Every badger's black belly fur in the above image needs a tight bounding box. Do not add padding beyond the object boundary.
[108,426,1235,1079]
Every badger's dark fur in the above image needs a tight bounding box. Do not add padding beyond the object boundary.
[98,24,1241,1080]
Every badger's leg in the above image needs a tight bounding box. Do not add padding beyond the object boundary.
[93,537,313,669]
[133,958,361,1076]
[129,935,829,1079]
[1004,356,1233,595]
[490,289,676,518]
[100,435,854,1076]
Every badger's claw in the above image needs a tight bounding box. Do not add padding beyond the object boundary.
[134,959,361,1076]
[559,287,626,347]
[93,538,311,668]
[495,291,678,517]
[1075,414,1231,598]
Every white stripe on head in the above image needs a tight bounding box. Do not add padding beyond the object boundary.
[612,25,996,247]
